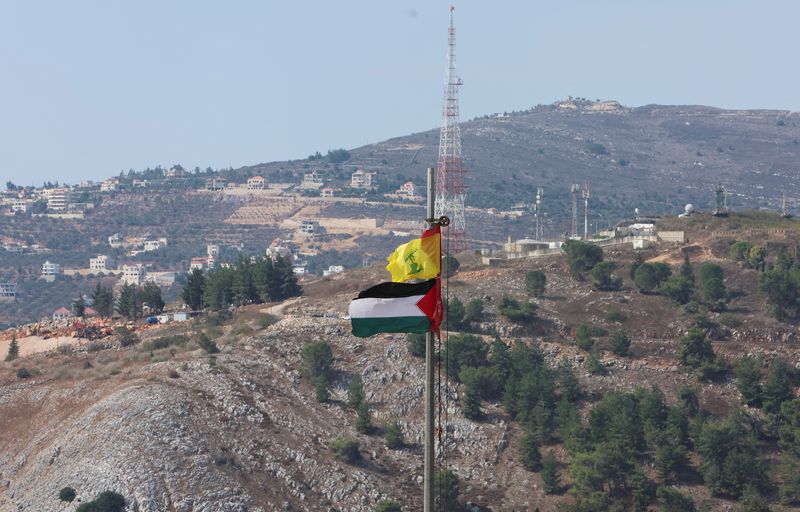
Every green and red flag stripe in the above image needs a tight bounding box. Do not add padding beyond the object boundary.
[349,278,442,338]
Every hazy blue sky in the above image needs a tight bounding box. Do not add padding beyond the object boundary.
[2,1,799,186]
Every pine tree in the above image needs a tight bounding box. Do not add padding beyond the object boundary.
[763,358,792,415]
[610,329,631,356]
[384,418,404,449]
[115,283,142,319]
[72,296,85,317]
[141,282,165,314]
[356,401,372,434]
[681,252,695,282]
[5,334,18,362]
[347,374,365,409]
[314,375,329,402]
[90,282,114,318]
[181,269,206,310]
[462,379,482,420]
[735,355,763,407]
[519,425,542,471]
[541,450,560,494]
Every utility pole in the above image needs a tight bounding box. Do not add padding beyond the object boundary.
[424,167,436,512]
[583,180,590,240]
[571,183,579,238]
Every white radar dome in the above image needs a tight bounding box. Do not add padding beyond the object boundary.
[685,204,695,215]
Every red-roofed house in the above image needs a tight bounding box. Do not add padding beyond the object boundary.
[53,307,73,321]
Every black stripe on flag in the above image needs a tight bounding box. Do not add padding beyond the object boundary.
[356,278,437,300]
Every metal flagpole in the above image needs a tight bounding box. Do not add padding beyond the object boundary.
[424,166,436,512]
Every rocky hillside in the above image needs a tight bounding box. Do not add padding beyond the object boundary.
[4,212,800,510]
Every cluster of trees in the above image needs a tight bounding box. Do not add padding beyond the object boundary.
[84,281,164,320]
[562,240,604,278]
[678,327,727,380]
[181,257,301,311]
[631,253,729,311]
[759,252,800,320]
[730,240,766,270]
[444,297,484,331]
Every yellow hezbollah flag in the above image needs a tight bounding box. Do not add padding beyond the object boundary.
[386,225,441,282]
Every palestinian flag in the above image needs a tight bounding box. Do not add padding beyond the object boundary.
[349,278,442,338]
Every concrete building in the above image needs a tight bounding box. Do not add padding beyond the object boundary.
[503,237,552,259]
[302,170,324,189]
[205,177,227,191]
[164,167,188,178]
[396,181,419,197]
[108,233,123,248]
[189,257,208,272]
[299,220,319,235]
[11,199,28,213]
[41,261,61,281]
[132,179,148,188]
[658,231,686,243]
[207,244,220,267]
[89,255,115,271]
[247,176,266,190]
[320,187,336,198]
[121,264,146,286]
[143,237,167,252]
[100,178,119,192]
[266,239,292,261]
[0,282,16,303]
[351,169,377,189]
[322,265,345,277]
[44,188,71,211]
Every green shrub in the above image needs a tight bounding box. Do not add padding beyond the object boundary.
[575,324,593,351]
[356,401,372,434]
[314,375,329,402]
[75,491,126,512]
[195,333,219,354]
[660,276,694,304]
[16,367,32,379]
[634,262,672,293]
[434,469,460,509]
[591,261,621,291]
[610,329,631,356]
[257,314,278,329]
[497,295,537,323]
[525,270,547,297]
[586,353,606,375]
[541,450,560,494]
[347,374,365,408]
[384,418,404,449]
[330,437,360,464]
[374,500,402,512]
[144,335,189,351]
[603,310,627,323]
[115,326,139,347]
[58,486,76,502]
[301,341,334,379]
[656,487,696,512]
[563,240,604,277]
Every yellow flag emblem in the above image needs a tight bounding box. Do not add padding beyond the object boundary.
[386,226,441,282]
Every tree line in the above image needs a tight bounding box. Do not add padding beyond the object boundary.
[85,281,164,320]
[181,256,302,311]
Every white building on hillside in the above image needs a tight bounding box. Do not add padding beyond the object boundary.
[247,176,266,190]
[351,169,377,189]
[121,264,146,286]
[41,261,61,281]
[89,255,115,271]
[44,188,71,211]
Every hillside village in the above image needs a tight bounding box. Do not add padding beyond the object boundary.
[4,100,800,328]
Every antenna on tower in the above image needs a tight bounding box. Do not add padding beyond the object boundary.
[583,180,590,240]
[535,187,544,239]
[434,5,468,253]
[571,183,579,238]
[712,183,729,217]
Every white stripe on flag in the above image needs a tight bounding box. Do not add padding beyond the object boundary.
[348,295,426,319]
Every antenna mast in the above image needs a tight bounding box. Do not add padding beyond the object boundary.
[571,183,579,238]
[535,187,544,239]
[583,180,590,240]
[434,6,467,253]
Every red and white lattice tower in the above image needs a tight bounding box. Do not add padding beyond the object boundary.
[434,6,467,253]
